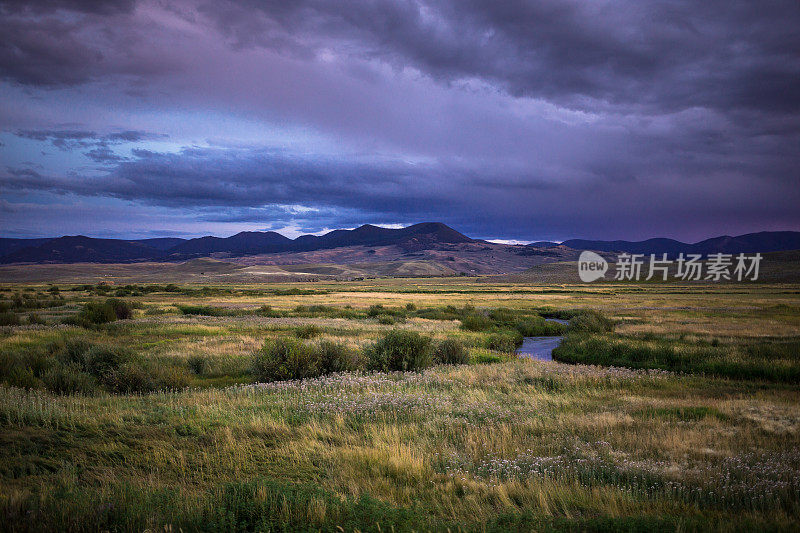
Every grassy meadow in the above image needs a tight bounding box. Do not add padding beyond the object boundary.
[1,277,799,531]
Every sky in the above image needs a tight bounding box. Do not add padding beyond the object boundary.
[1,0,798,243]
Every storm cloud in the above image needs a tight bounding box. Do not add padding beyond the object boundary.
[0,0,798,240]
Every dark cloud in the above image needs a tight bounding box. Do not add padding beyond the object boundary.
[196,0,800,115]
[3,137,798,240]
[14,129,165,151]
[0,0,135,16]
[0,0,798,240]
[84,147,127,163]
[0,1,178,87]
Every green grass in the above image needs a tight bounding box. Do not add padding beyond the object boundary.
[553,333,800,382]
[1,279,800,530]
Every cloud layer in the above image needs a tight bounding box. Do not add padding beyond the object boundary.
[1,0,798,240]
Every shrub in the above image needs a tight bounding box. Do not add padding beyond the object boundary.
[569,310,614,333]
[256,305,283,317]
[367,304,386,317]
[433,339,468,365]
[316,340,361,374]
[42,364,97,395]
[152,365,192,390]
[295,324,321,339]
[177,305,226,316]
[27,313,46,325]
[70,298,134,326]
[377,315,395,325]
[514,316,566,337]
[405,303,416,311]
[187,355,207,375]
[48,340,135,392]
[6,367,41,389]
[366,330,433,372]
[488,308,517,326]
[109,363,156,393]
[0,312,21,326]
[252,338,319,382]
[487,331,523,353]
[460,313,493,331]
[474,352,502,364]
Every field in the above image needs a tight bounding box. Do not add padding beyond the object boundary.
[1,273,799,531]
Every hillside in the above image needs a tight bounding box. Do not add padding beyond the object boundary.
[556,231,800,256]
[0,236,169,264]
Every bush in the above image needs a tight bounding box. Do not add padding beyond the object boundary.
[474,352,502,364]
[460,313,493,331]
[487,331,523,353]
[569,310,614,333]
[316,340,361,374]
[514,316,566,337]
[48,339,136,392]
[252,338,319,382]
[433,339,468,365]
[295,324,321,339]
[42,364,97,395]
[366,330,433,372]
[27,313,46,325]
[377,315,395,325]
[177,305,226,316]
[70,298,135,326]
[367,304,386,317]
[0,312,21,326]
[187,355,207,375]
[256,305,284,317]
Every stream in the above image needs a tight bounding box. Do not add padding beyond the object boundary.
[515,318,567,361]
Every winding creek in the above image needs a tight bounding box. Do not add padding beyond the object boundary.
[515,318,568,361]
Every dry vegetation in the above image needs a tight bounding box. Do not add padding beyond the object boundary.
[0,275,799,531]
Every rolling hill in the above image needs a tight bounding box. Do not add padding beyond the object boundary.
[553,231,800,256]
[0,236,169,264]
[0,223,474,264]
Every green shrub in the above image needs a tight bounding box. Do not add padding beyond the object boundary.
[460,313,493,331]
[252,338,319,382]
[0,312,21,326]
[177,305,226,316]
[42,364,97,395]
[69,298,135,326]
[377,315,395,325]
[6,367,41,389]
[48,340,136,392]
[568,310,614,333]
[152,365,192,390]
[295,324,321,339]
[367,304,386,317]
[487,331,523,353]
[514,316,566,336]
[316,340,361,374]
[256,305,284,317]
[27,313,46,325]
[433,339,468,365]
[187,355,207,375]
[488,308,517,326]
[367,304,405,318]
[366,330,433,372]
[474,352,502,364]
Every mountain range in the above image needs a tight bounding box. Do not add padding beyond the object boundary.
[0,223,475,264]
[1,225,798,264]
[548,231,800,256]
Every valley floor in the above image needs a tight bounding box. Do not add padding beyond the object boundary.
[1,278,799,531]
